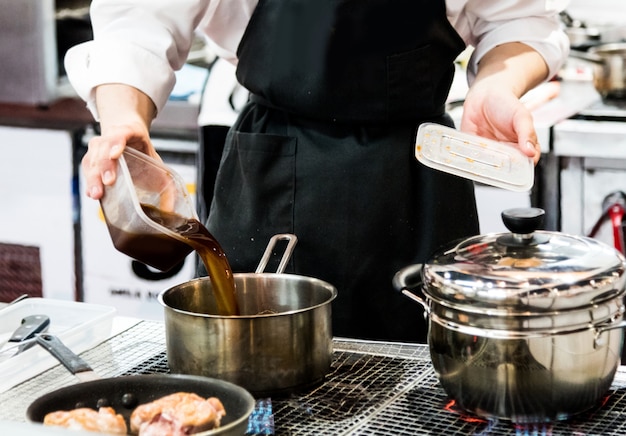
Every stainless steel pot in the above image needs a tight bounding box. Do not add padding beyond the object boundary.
[570,43,626,98]
[559,11,601,48]
[393,208,626,423]
[158,234,337,397]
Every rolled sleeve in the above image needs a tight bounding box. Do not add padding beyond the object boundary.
[466,16,570,83]
[449,0,571,84]
[65,40,176,120]
[63,0,213,120]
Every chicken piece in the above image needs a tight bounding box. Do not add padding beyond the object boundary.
[135,413,188,436]
[130,392,226,435]
[43,407,127,434]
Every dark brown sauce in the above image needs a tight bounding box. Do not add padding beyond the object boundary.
[106,203,239,316]
[141,204,240,316]
[107,224,192,273]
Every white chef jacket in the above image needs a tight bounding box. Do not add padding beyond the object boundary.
[66,0,571,119]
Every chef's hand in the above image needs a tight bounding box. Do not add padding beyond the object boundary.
[82,84,159,200]
[460,42,550,165]
[461,84,540,164]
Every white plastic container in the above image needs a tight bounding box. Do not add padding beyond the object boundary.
[100,148,199,272]
[415,123,534,192]
[0,298,115,392]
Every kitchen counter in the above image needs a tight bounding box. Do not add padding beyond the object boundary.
[0,96,200,139]
[2,320,626,435]
[0,98,94,131]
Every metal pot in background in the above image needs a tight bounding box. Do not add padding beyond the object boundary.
[158,234,337,397]
[559,11,625,49]
[394,208,626,423]
[570,43,626,99]
[559,10,601,48]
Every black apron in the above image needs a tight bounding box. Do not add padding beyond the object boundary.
[202,0,479,342]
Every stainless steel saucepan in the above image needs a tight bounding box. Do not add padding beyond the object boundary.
[159,234,338,397]
[570,43,626,98]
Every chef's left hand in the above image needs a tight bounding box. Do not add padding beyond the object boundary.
[460,42,550,165]
[460,83,540,164]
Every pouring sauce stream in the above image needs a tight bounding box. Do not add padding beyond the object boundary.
[141,204,240,316]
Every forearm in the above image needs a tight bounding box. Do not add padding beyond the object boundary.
[470,42,550,98]
[82,84,160,199]
[95,84,157,134]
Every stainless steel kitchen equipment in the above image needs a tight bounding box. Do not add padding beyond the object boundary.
[560,10,601,48]
[394,208,626,423]
[0,0,92,105]
[159,234,338,397]
[0,298,115,393]
[559,10,626,49]
[570,43,626,98]
[4,321,626,435]
[555,94,626,248]
[0,315,50,362]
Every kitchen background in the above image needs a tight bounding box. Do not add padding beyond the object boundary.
[1,0,626,320]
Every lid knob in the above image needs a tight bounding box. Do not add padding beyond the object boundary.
[498,208,549,247]
[502,208,545,234]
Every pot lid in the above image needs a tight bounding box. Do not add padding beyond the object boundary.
[423,208,626,312]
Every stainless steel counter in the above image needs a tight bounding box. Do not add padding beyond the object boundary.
[2,320,626,435]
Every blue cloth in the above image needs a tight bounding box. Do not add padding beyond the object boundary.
[246,398,274,435]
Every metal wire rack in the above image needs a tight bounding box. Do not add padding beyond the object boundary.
[2,321,626,435]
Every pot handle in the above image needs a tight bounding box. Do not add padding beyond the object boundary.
[569,49,605,65]
[594,317,626,348]
[255,233,298,274]
[392,264,429,313]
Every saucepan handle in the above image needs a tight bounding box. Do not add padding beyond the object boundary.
[392,263,429,313]
[255,234,298,274]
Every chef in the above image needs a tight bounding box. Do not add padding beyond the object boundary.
[66,1,570,342]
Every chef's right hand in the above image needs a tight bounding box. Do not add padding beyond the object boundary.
[82,84,158,200]
[81,123,159,200]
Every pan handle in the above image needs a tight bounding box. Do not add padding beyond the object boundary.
[255,233,298,274]
[36,334,96,377]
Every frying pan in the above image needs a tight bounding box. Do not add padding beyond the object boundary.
[26,334,255,436]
